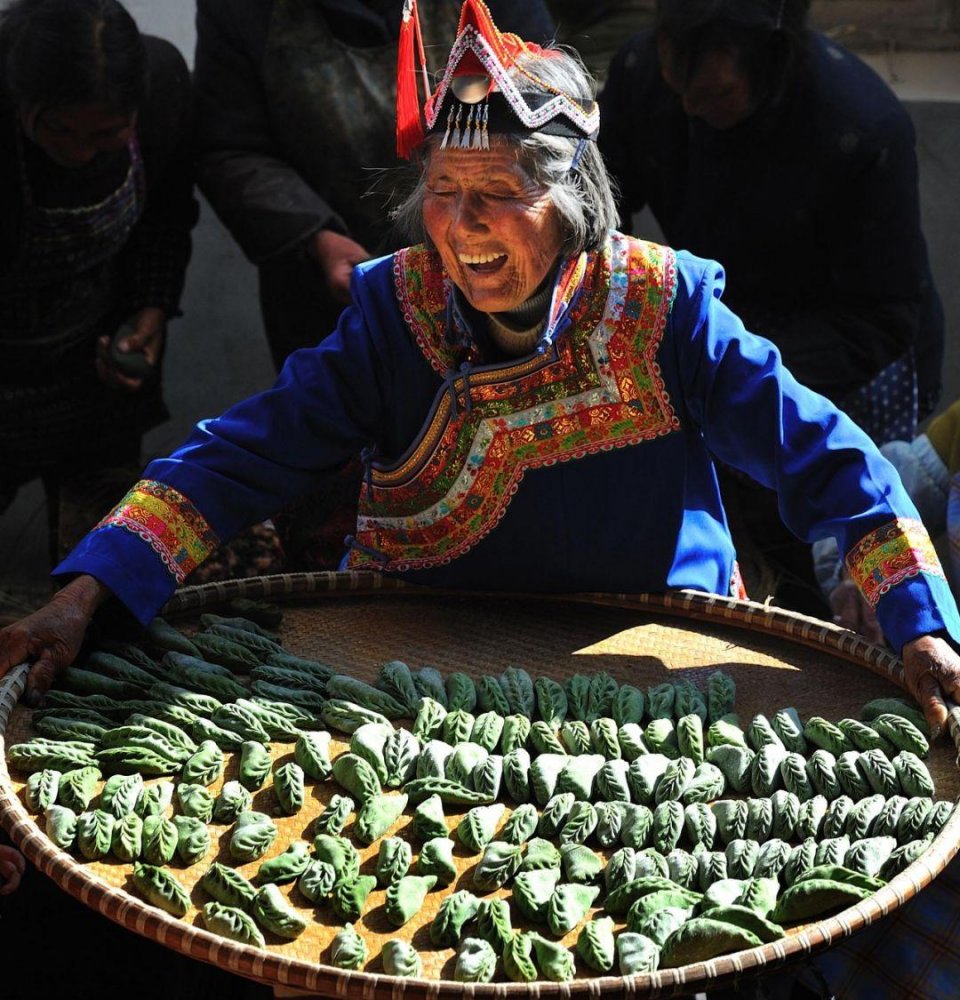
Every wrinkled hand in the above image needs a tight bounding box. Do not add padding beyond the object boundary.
[310,229,370,305]
[0,576,111,706]
[0,845,25,896]
[96,306,166,391]
[902,634,960,737]
[829,578,885,646]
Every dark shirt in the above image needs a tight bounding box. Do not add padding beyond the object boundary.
[598,30,943,406]
[0,36,197,318]
[193,0,556,264]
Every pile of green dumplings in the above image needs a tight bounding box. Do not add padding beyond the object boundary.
[8,608,953,983]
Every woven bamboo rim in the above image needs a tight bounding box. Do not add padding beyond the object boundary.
[1,570,958,999]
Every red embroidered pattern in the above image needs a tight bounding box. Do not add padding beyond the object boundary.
[95,479,219,584]
[845,517,944,608]
[349,233,680,572]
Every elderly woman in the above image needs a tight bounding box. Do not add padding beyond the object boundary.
[1,0,959,731]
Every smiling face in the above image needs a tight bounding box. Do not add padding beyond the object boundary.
[21,102,136,169]
[421,144,565,314]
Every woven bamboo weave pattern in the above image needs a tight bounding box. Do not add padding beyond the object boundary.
[0,575,957,999]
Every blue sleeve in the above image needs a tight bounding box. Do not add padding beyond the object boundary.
[672,251,960,653]
[55,262,398,623]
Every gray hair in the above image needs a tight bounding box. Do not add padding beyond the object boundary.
[390,46,618,256]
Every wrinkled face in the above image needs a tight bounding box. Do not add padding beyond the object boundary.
[422,145,564,314]
[658,36,757,130]
[21,102,136,168]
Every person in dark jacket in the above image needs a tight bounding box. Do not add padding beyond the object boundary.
[597,0,944,615]
[0,0,197,564]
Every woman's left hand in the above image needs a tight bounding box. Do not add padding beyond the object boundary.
[96,306,166,390]
[901,634,960,737]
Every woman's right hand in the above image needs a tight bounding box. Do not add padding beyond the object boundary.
[0,576,112,705]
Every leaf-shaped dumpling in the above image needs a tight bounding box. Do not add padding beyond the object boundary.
[349,723,391,783]
[173,814,211,866]
[413,666,448,707]
[293,730,332,780]
[312,793,354,837]
[503,747,531,803]
[513,867,561,923]
[458,803,505,853]
[331,874,377,922]
[500,714,531,754]
[111,811,143,862]
[385,873,437,927]
[412,697,447,742]
[381,939,422,978]
[313,833,361,882]
[503,930,539,982]
[77,809,115,861]
[454,936,497,983]
[229,811,277,863]
[477,676,510,715]
[201,860,257,909]
[499,666,534,716]
[212,780,253,824]
[256,840,311,884]
[142,814,178,865]
[417,836,457,885]
[430,889,481,946]
[474,840,523,891]
[354,792,408,845]
[378,659,421,714]
[376,836,412,886]
[132,861,190,916]
[577,915,616,972]
[238,740,272,791]
[181,739,224,787]
[445,672,477,713]
[530,934,576,982]
[617,931,661,974]
[561,843,603,884]
[474,897,513,950]
[298,859,337,903]
[707,670,736,723]
[332,753,382,804]
[501,802,538,845]
[383,729,420,787]
[535,676,567,728]
[201,901,266,948]
[330,923,367,970]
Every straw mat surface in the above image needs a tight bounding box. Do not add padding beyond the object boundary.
[1,575,958,998]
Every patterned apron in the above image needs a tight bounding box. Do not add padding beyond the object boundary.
[0,125,165,491]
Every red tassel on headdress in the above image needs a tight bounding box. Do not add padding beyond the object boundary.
[396,0,426,159]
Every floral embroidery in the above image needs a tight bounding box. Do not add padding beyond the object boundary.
[95,480,219,584]
[845,517,945,608]
[350,233,680,572]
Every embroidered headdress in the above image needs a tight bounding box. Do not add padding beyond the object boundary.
[396,0,599,158]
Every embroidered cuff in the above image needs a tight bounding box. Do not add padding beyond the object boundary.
[95,479,219,585]
[845,517,945,609]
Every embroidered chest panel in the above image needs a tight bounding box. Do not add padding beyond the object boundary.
[349,233,680,572]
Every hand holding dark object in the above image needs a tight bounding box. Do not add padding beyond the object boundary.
[96,306,167,390]
[0,845,26,896]
[309,229,371,305]
[0,576,112,706]
[901,634,960,737]
[829,577,885,646]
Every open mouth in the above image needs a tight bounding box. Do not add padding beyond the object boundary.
[459,252,508,275]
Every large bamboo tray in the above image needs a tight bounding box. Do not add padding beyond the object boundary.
[1,571,958,998]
